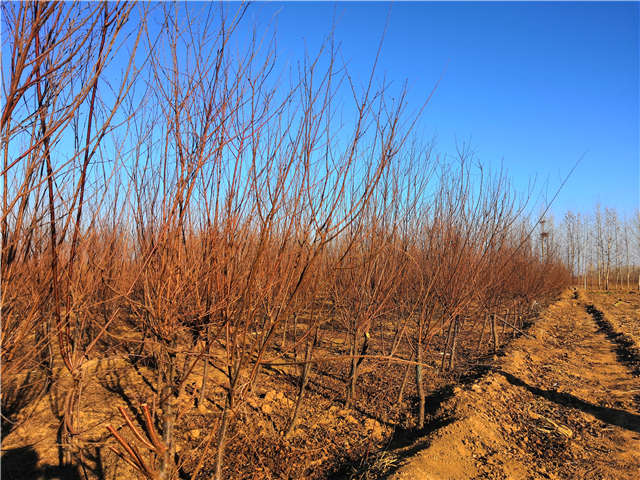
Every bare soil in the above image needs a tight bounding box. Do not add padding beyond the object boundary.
[384,289,640,480]
[2,290,638,479]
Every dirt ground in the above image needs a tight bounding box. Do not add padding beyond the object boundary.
[384,289,640,480]
[2,290,638,479]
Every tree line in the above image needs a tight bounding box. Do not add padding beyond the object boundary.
[559,207,639,290]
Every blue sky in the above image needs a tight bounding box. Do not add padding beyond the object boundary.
[239,1,639,219]
[5,2,634,222]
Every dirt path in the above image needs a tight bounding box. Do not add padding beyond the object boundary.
[387,291,640,480]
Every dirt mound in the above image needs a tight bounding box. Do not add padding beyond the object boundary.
[388,292,640,480]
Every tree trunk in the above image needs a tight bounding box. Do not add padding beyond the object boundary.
[213,393,232,480]
[284,328,316,437]
[501,309,508,337]
[345,329,365,408]
[281,316,288,351]
[397,357,411,404]
[346,353,358,408]
[160,387,175,480]
[440,319,453,373]
[491,313,498,353]
[159,348,177,480]
[198,356,209,409]
[476,313,487,354]
[416,344,425,429]
[60,374,83,466]
[448,316,459,371]
[292,313,298,361]
[598,260,601,289]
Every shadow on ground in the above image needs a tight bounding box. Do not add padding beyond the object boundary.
[328,364,493,479]
[1,446,81,480]
[585,304,640,376]
[496,370,640,434]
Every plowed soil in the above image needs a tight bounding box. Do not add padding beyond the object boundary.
[386,290,640,480]
[3,290,639,479]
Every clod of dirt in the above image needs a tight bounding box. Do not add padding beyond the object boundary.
[364,418,385,440]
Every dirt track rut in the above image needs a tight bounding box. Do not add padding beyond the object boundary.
[388,291,640,480]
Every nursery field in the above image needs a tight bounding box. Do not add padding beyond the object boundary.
[2,3,637,480]
[3,289,639,480]
[1,289,551,480]
[389,289,640,480]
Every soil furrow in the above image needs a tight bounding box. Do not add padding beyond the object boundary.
[386,291,640,480]
[585,303,640,377]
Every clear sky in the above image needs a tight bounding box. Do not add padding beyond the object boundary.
[238,1,639,219]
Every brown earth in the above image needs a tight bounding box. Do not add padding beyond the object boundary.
[385,290,640,480]
[587,290,640,353]
[2,291,638,479]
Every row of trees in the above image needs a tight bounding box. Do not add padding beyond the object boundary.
[2,3,571,479]
[560,207,640,290]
